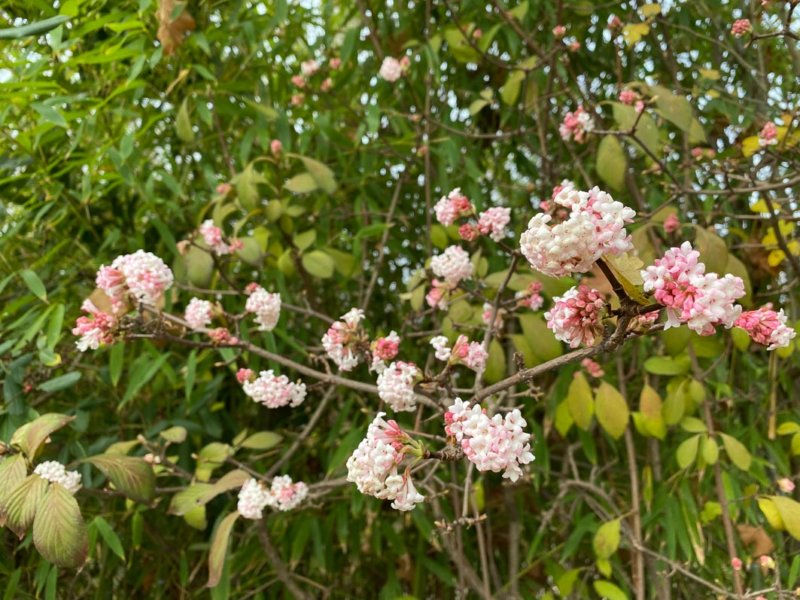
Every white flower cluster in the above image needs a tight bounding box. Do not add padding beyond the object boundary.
[430,335,452,361]
[245,286,282,331]
[322,308,366,371]
[97,250,174,311]
[346,413,424,511]
[377,361,419,412]
[445,399,535,482]
[242,370,307,409]
[520,187,635,277]
[237,476,309,519]
[34,460,82,494]
[184,297,213,330]
[430,245,474,286]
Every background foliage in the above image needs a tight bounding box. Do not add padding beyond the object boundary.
[1,0,799,598]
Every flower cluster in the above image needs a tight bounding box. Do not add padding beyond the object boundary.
[582,358,605,378]
[72,299,116,352]
[482,302,506,330]
[377,361,420,412]
[758,122,778,148]
[237,478,271,519]
[245,284,282,331]
[434,188,474,226]
[545,286,607,348]
[322,308,367,371]
[184,297,213,330]
[477,207,512,242]
[516,281,544,310]
[34,461,82,494]
[641,242,745,335]
[265,475,309,512]
[559,105,594,142]
[289,58,335,97]
[96,250,174,312]
[430,335,488,373]
[207,327,238,345]
[378,56,410,82]
[346,413,424,511]
[371,331,401,372]
[731,18,752,37]
[240,369,307,409]
[735,305,796,350]
[199,220,241,255]
[520,186,635,277]
[431,245,473,286]
[663,214,681,234]
[445,399,534,482]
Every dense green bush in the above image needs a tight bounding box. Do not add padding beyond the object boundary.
[1,1,799,598]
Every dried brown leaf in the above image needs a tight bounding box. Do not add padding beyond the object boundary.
[157,0,195,56]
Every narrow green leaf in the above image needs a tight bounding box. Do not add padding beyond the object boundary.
[92,516,125,561]
[176,99,195,143]
[20,270,47,301]
[38,372,82,393]
[207,511,240,588]
[240,431,283,450]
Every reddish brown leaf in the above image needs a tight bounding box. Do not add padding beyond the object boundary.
[157,0,195,56]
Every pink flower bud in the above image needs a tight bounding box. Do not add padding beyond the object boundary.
[291,75,305,88]
[459,223,480,241]
[553,25,566,38]
[663,214,681,234]
[237,368,255,384]
[321,77,333,92]
[329,57,341,69]
[731,19,752,37]
[472,28,482,39]
[270,139,283,156]
[778,477,796,493]
[216,183,232,195]
[731,557,743,571]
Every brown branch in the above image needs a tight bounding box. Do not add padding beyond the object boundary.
[256,521,311,600]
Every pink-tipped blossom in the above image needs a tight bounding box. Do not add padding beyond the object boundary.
[459,223,480,241]
[322,308,367,371]
[731,19,752,37]
[184,297,213,330]
[72,299,116,352]
[237,478,271,520]
[96,250,174,312]
[445,398,535,482]
[321,77,333,92]
[482,302,505,330]
[216,183,232,195]
[516,281,544,310]
[735,305,796,350]
[760,555,776,570]
[619,89,637,105]
[520,186,635,277]
[245,285,281,331]
[300,59,319,76]
[634,100,645,113]
[477,207,511,241]
[264,475,308,512]
[582,358,605,378]
[559,105,594,143]
[207,327,239,345]
[377,361,420,412]
[425,280,449,310]
[242,369,307,409]
[430,245,473,285]
[545,285,606,348]
[379,56,405,82]
[199,219,234,255]
[663,214,681,234]
[451,335,488,373]
[777,478,796,493]
[270,139,283,156]
[291,93,304,106]
[434,188,475,226]
[553,25,566,38]
[758,122,778,148]
[290,75,306,88]
[236,368,254,384]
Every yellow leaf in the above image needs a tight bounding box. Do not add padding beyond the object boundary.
[639,385,666,439]
[698,68,720,81]
[750,198,769,213]
[595,382,629,439]
[742,135,760,158]
[566,373,594,431]
[640,3,661,17]
[593,519,621,559]
[622,23,650,46]
[769,496,800,540]
[758,497,784,531]
[768,249,786,267]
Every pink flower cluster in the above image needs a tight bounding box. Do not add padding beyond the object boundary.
[96,250,174,312]
[346,413,424,511]
[34,460,82,494]
[237,476,307,519]
[641,242,745,335]
[371,331,400,372]
[245,284,281,331]
[434,188,474,226]
[445,399,535,482]
[520,186,635,277]
[731,18,752,37]
[516,281,544,310]
[72,299,116,352]
[322,308,366,371]
[378,56,410,82]
[207,327,238,345]
[758,122,778,148]
[184,297,213,330]
[377,361,420,412]
[430,335,487,373]
[559,105,594,143]
[545,285,607,348]
[735,305,796,350]
[240,369,307,409]
[477,207,512,242]
[582,358,605,378]
[199,220,242,256]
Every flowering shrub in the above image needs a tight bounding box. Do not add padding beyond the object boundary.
[1,1,800,599]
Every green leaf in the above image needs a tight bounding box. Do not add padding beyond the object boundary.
[293,229,317,251]
[612,102,660,159]
[121,353,169,408]
[768,496,800,540]
[20,270,47,301]
[2,474,49,538]
[0,455,28,516]
[233,164,267,210]
[483,339,506,384]
[593,580,628,600]
[195,470,251,506]
[38,372,82,393]
[208,511,240,588]
[85,455,156,504]
[169,484,214,516]
[719,433,752,471]
[500,70,525,106]
[638,385,666,439]
[184,245,214,288]
[92,516,125,561]
[160,426,188,444]
[301,250,335,279]
[11,413,75,459]
[701,435,719,465]
[643,355,690,376]
[650,85,693,132]
[596,135,626,191]
[594,382,629,439]
[109,343,125,388]
[518,314,562,362]
[298,156,337,194]
[680,417,707,433]
[593,519,621,559]
[676,434,700,469]
[176,99,195,143]
[33,483,88,568]
[0,15,69,39]
[240,431,283,450]
[285,173,318,194]
[566,373,594,431]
